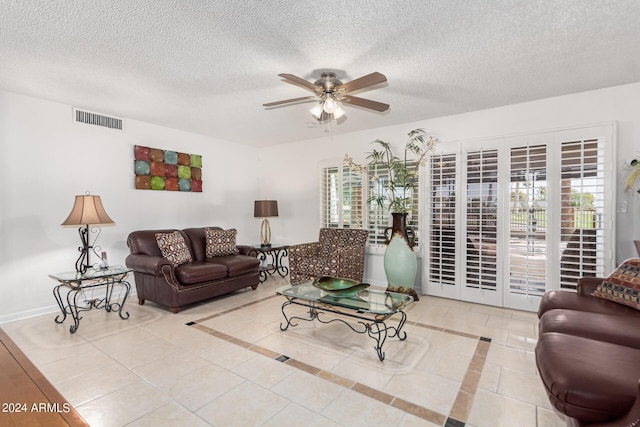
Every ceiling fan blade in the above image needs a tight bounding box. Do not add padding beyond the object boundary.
[263,96,317,107]
[342,95,389,112]
[278,74,319,92]
[337,72,387,94]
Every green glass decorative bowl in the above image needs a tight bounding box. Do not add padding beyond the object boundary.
[312,276,370,296]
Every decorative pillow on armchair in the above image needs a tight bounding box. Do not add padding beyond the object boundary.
[592,258,640,310]
[155,231,193,267]
[205,228,240,257]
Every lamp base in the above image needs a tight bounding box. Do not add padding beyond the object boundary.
[260,218,272,247]
[74,225,103,274]
[75,225,91,274]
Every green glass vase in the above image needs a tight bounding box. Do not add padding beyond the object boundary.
[383,212,419,301]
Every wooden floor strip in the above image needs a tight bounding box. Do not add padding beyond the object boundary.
[0,328,88,427]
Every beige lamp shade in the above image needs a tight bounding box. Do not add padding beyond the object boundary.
[254,200,278,218]
[61,194,115,226]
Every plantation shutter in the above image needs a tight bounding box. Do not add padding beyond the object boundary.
[465,149,498,291]
[428,153,457,286]
[321,166,340,228]
[423,124,613,309]
[342,167,363,229]
[508,144,547,296]
[366,162,420,247]
[367,165,391,246]
[559,138,605,290]
[320,164,364,231]
[405,161,420,246]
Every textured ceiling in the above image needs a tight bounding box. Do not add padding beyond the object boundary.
[2,0,640,147]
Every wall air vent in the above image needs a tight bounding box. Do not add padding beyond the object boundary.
[73,108,123,130]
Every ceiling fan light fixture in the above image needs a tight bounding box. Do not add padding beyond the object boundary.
[323,97,338,114]
[333,104,346,119]
[310,103,324,119]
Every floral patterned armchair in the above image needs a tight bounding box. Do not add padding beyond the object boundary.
[288,228,369,285]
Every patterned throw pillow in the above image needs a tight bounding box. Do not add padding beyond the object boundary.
[155,231,193,267]
[592,258,640,310]
[205,228,240,257]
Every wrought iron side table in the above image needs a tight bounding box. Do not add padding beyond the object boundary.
[49,266,132,333]
[250,244,289,282]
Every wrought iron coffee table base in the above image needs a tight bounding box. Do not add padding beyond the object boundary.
[279,299,408,361]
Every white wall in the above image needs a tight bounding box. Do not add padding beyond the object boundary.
[2,82,639,321]
[260,82,640,287]
[0,91,260,322]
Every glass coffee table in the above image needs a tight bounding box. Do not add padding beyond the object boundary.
[276,281,413,361]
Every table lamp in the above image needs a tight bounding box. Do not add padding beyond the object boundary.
[254,200,278,247]
[61,193,115,274]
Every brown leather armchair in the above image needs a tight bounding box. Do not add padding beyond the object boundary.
[288,228,368,285]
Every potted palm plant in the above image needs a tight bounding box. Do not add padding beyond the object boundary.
[345,128,438,300]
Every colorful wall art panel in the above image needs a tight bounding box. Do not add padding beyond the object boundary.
[134,145,203,192]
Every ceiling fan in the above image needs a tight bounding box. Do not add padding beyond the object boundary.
[263,71,389,121]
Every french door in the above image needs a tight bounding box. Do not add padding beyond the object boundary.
[462,146,500,306]
[423,124,615,310]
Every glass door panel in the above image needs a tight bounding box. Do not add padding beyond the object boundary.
[420,124,614,311]
[508,144,547,298]
[462,149,499,305]
[426,153,458,298]
[559,138,606,289]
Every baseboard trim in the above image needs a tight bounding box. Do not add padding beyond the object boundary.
[0,305,60,325]
[0,290,138,325]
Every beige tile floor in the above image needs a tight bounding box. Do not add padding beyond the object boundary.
[1,276,566,427]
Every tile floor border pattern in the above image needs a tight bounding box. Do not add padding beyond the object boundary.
[190,294,492,427]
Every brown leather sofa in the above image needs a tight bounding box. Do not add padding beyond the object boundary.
[125,227,259,313]
[536,261,640,427]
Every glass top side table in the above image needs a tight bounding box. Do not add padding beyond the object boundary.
[49,266,132,333]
